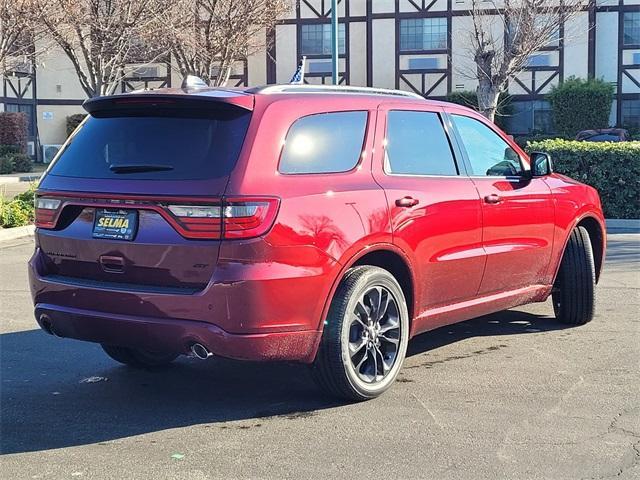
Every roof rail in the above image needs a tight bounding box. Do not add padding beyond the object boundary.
[247,84,424,100]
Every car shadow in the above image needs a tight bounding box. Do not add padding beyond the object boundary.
[1,306,568,454]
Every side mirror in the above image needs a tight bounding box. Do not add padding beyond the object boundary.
[529,151,553,177]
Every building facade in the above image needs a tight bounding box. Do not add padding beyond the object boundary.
[1,0,639,160]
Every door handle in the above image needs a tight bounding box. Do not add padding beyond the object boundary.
[484,194,502,204]
[395,196,419,208]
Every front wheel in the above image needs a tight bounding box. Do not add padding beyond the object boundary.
[311,266,410,401]
[552,226,596,326]
[101,344,178,369]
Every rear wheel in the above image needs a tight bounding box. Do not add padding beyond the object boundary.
[552,226,596,325]
[101,344,178,369]
[311,266,409,401]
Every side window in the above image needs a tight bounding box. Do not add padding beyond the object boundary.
[279,111,367,174]
[385,110,458,176]
[451,114,523,176]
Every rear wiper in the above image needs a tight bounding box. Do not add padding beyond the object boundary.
[109,164,174,174]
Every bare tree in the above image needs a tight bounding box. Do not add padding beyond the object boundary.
[0,0,39,75]
[33,0,164,97]
[150,0,291,86]
[465,0,587,121]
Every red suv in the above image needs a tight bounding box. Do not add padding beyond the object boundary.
[29,84,606,400]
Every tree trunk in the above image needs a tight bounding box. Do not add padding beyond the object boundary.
[476,79,500,122]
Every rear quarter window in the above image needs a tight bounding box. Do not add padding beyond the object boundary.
[48,108,251,180]
[279,111,368,174]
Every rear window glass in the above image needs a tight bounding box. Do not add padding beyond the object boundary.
[49,109,251,180]
[584,134,620,142]
[279,111,368,174]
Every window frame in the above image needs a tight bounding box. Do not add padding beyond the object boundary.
[623,12,640,47]
[299,23,347,56]
[382,109,462,178]
[399,17,448,53]
[621,98,640,128]
[277,110,370,176]
[446,111,529,179]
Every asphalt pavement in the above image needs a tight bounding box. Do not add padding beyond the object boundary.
[1,234,638,479]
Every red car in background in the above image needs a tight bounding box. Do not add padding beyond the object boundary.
[29,84,606,400]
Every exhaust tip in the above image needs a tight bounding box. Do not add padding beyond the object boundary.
[190,343,212,360]
[39,314,57,336]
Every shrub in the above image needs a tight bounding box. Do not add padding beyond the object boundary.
[514,133,565,149]
[446,90,513,131]
[11,153,33,173]
[547,77,615,137]
[525,139,640,219]
[0,112,28,152]
[0,145,20,157]
[0,199,34,228]
[66,113,87,136]
[0,155,15,174]
[0,185,36,228]
[14,185,36,205]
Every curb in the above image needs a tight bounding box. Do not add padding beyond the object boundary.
[606,219,640,234]
[0,175,41,184]
[0,225,35,242]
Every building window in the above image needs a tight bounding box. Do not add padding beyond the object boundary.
[399,18,447,52]
[621,99,640,128]
[300,23,345,55]
[505,100,554,135]
[526,54,551,67]
[407,57,439,70]
[624,12,640,46]
[633,52,640,65]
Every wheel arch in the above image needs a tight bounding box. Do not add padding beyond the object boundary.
[576,216,605,283]
[319,244,417,333]
[553,213,605,285]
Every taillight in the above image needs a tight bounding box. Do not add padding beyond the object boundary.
[222,199,279,239]
[32,193,279,240]
[166,204,223,239]
[166,197,279,240]
[35,197,62,228]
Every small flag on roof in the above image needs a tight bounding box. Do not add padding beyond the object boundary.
[290,56,306,84]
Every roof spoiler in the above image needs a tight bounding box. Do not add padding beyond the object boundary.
[83,90,254,116]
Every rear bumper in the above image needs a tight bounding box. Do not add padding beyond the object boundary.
[35,303,321,363]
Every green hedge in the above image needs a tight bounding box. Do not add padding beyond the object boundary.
[0,148,33,174]
[0,187,35,228]
[547,77,614,137]
[526,139,640,219]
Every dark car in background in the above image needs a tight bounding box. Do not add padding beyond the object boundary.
[576,128,630,142]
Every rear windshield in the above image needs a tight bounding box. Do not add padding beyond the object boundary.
[49,109,251,180]
[584,134,620,142]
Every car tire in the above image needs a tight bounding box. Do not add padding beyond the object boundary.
[101,344,178,369]
[311,266,410,401]
[552,226,596,325]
